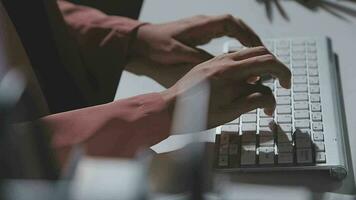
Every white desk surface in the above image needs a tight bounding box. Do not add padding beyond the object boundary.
[115,0,356,196]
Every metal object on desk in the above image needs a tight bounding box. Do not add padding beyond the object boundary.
[0,69,59,180]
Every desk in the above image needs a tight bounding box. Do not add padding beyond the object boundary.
[115,0,356,196]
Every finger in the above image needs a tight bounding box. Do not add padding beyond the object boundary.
[202,14,262,47]
[233,82,269,98]
[227,46,270,61]
[207,84,274,127]
[175,41,214,64]
[231,18,263,47]
[175,14,262,47]
[226,54,291,89]
[247,76,260,84]
[234,85,276,115]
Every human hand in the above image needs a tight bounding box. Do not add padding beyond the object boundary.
[131,15,262,65]
[160,46,291,129]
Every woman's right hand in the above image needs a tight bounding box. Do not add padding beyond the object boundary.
[161,46,291,129]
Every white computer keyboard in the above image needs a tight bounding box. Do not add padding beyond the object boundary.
[214,37,348,179]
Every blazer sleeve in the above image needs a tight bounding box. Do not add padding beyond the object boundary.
[41,93,172,165]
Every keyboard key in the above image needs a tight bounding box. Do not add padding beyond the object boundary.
[220,134,230,144]
[307,40,316,47]
[278,152,294,164]
[242,123,257,132]
[277,89,291,96]
[308,61,318,68]
[292,53,306,61]
[293,60,307,68]
[294,110,309,119]
[315,152,326,163]
[296,148,313,164]
[277,115,292,123]
[295,129,311,138]
[229,144,239,155]
[277,124,293,133]
[277,132,293,142]
[293,84,308,92]
[242,114,257,123]
[311,103,322,112]
[295,120,310,129]
[278,142,293,153]
[292,40,305,46]
[294,93,308,101]
[264,41,274,49]
[314,141,325,152]
[312,112,322,121]
[219,144,229,154]
[313,122,323,131]
[218,155,228,167]
[277,97,291,105]
[242,132,257,143]
[259,130,274,145]
[296,137,312,148]
[294,130,311,148]
[310,86,320,94]
[313,131,324,141]
[312,122,323,131]
[241,145,256,165]
[309,69,319,76]
[310,94,321,102]
[277,40,290,48]
[309,77,319,85]
[293,69,307,76]
[292,45,305,52]
[277,105,292,114]
[259,147,275,165]
[221,124,239,133]
[293,76,307,84]
[259,118,274,127]
[294,102,309,110]
[308,53,317,60]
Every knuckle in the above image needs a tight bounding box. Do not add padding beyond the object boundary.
[216,53,230,60]
[260,54,276,63]
[164,41,179,53]
[235,17,244,24]
[222,14,234,21]
[255,46,269,54]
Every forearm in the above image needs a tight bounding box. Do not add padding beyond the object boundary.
[41,93,172,165]
[57,0,146,102]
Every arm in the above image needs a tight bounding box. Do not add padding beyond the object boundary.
[44,48,291,167]
[58,0,144,65]
[43,92,172,165]
[57,0,145,102]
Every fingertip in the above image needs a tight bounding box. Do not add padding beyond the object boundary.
[286,79,292,89]
[264,107,275,116]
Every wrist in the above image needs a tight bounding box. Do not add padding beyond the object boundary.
[129,23,150,57]
[160,87,178,117]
